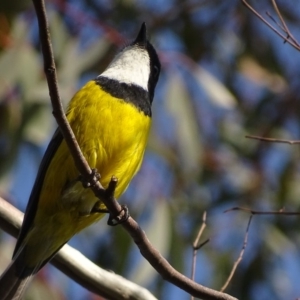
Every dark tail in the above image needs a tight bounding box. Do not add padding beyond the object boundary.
[0,254,36,300]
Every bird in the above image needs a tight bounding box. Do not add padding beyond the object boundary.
[0,22,160,300]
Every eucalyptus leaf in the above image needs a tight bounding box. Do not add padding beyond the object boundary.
[165,70,203,176]
[129,200,171,286]
[192,66,237,109]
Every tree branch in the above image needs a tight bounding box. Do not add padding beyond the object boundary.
[191,211,208,282]
[191,211,210,300]
[225,206,300,216]
[28,0,238,299]
[0,197,156,300]
[242,0,300,51]
[245,135,300,145]
[220,216,252,292]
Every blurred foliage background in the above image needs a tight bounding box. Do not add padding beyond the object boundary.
[1,0,300,299]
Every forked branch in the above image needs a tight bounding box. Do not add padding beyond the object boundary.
[242,0,300,51]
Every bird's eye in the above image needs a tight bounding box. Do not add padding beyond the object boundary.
[153,65,160,78]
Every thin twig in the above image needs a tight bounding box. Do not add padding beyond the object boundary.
[191,212,209,300]
[270,0,299,45]
[265,11,290,43]
[223,200,300,289]
[241,0,300,50]
[220,216,252,292]
[225,206,300,216]
[30,0,237,299]
[245,135,300,145]
[191,211,208,281]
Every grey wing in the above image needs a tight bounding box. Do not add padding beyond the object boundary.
[13,129,63,258]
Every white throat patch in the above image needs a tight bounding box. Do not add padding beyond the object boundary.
[100,45,150,91]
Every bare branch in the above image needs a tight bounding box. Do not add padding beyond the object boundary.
[270,0,299,45]
[0,196,237,300]
[242,0,300,50]
[245,135,300,145]
[120,216,236,299]
[0,197,157,300]
[191,212,208,281]
[225,206,300,216]
[192,212,208,251]
[220,216,252,292]
[191,212,209,300]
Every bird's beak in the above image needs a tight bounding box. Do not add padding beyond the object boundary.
[133,22,147,47]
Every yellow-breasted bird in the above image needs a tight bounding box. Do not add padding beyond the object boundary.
[0,23,160,299]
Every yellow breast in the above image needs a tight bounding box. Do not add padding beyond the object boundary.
[67,80,151,196]
[31,80,151,249]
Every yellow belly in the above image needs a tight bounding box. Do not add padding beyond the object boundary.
[24,81,151,265]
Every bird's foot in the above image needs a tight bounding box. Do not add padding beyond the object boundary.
[91,203,130,226]
[78,168,101,188]
[107,205,130,226]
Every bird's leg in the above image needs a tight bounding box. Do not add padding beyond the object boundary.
[91,202,130,226]
[91,201,109,214]
[87,175,130,225]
